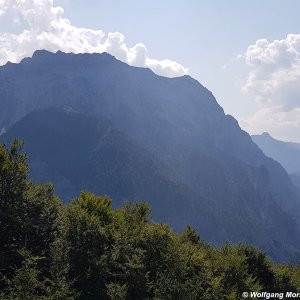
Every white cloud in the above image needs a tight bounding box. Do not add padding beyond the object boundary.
[0,0,7,15]
[241,34,300,142]
[0,0,188,77]
[239,107,300,142]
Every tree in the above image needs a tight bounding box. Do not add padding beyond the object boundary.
[237,244,275,290]
[106,203,150,299]
[0,140,29,279]
[210,243,262,299]
[0,249,45,300]
[65,191,113,299]
[0,141,68,297]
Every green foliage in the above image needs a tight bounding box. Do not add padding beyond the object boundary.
[65,192,113,299]
[210,243,262,299]
[1,141,300,299]
[0,249,44,300]
[272,264,299,292]
[181,225,201,245]
[0,140,28,274]
[237,244,275,290]
[106,283,127,300]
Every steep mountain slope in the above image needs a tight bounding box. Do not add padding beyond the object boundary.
[2,108,220,233]
[291,174,300,192]
[252,132,300,191]
[1,50,300,261]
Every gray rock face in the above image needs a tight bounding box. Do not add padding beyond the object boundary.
[1,50,300,262]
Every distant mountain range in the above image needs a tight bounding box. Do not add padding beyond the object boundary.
[1,50,300,262]
[252,132,300,191]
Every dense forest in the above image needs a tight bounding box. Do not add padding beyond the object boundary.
[1,140,300,300]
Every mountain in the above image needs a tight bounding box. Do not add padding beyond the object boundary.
[252,132,300,191]
[252,132,300,174]
[2,107,220,235]
[1,50,300,262]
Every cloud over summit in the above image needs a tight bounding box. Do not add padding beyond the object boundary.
[240,34,300,142]
[0,0,188,77]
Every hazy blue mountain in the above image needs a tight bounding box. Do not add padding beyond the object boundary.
[252,132,300,174]
[291,173,300,192]
[252,132,300,191]
[3,107,223,233]
[1,50,300,262]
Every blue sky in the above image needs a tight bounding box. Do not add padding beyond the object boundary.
[1,0,300,141]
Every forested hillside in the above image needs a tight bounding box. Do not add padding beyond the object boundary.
[1,141,300,300]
